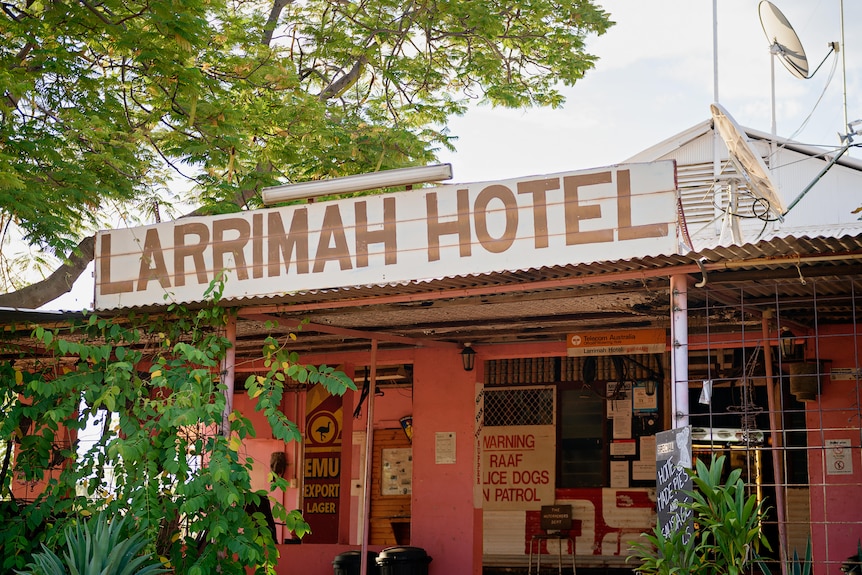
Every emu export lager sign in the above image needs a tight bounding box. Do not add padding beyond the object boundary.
[95,162,677,309]
[303,385,344,543]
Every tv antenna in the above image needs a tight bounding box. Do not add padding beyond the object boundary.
[712,102,862,225]
[711,103,785,244]
[758,1,839,135]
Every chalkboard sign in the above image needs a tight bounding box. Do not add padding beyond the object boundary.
[540,505,572,531]
[655,426,693,543]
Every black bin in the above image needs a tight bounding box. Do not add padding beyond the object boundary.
[333,550,379,575]
[375,546,432,575]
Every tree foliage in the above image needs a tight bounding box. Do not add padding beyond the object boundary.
[0,0,613,299]
[0,279,356,574]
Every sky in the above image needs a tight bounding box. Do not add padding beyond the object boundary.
[437,0,862,182]
[44,0,862,310]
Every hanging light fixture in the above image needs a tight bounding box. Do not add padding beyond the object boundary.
[461,343,476,372]
[644,379,657,396]
[779,327,803,360]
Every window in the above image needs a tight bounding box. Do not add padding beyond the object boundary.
[558,386,606,487]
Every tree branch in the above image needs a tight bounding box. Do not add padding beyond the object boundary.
[0,236,95,309]
[262,0,292,47]
[318,54,368,101]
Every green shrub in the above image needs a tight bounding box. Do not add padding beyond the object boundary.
[17,512,168,575]
[629,454,772,575]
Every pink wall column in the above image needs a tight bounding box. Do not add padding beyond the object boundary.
[806,328,862,575]
[412,346,483,575]
[807,378,862,575]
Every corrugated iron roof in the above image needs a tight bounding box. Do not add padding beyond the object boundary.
[212,229,862,357]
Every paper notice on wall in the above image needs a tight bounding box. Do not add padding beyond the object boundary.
[610,461,629,487]
[436,432,456,464]
[640,436,656,460]
[633,460,656,481]
[610,439,637,456]
[825,439,853,475]
[606,382,632,417]
[382,448,413,495]
[613,411,632,439]
[633,385,658,412]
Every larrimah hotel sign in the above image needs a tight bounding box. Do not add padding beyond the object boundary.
[94,161,678,310]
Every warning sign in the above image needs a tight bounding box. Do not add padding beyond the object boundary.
[826,439,853,476]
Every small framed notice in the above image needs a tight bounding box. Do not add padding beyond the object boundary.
[633,384,658,412]
[435,431,456,464]
[382,448,413,495]
[825,439,853,475]
[610,439,637,457]
[610,460,630,487]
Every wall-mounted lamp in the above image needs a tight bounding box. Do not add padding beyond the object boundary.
[779,327,804,360]
[261,163,453,204]
[461,343,476,372]
[644,380,657,396]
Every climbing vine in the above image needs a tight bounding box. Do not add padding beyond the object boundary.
[0,279,354,574]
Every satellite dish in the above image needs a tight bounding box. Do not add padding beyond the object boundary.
[710,103,787,220]
[759,0,809,79]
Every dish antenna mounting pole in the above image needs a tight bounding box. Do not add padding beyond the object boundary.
[758,1,838,135]
[782,120,862,216]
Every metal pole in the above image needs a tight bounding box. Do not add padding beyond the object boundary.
[360,340,378,575]
[782,142,852,216]
[221,312,236,437]
[770,49,777,136]
[670,275,689,429]
[761,311,789,575]
[713,0,719,104]
[840,0,848,133]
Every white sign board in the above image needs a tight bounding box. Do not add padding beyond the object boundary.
[825,439,853,475]
[480,426,555,510]
[830,368,862,381]
[95,162,678,309]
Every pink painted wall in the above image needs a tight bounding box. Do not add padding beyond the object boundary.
[276,543,387,575]
[244,346,483,574]
[411,346,483,575]
[806,326,862,575]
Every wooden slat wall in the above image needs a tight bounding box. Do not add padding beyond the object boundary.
[786,487,811,556]
[370,428,412,546]
[485,354,664,385]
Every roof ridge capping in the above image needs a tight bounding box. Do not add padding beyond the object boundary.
[626,116,862,173]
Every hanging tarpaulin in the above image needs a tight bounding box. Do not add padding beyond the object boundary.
[302,384,344,543]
